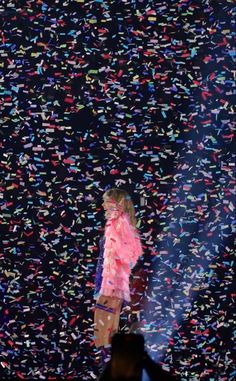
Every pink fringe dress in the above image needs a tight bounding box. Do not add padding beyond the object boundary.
[99,211,143,302]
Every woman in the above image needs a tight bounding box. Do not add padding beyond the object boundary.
[94,188,143,351]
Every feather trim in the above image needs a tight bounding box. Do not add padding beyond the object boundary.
[99,211,143,302]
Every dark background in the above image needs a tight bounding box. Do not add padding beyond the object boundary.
[0,0,235,380]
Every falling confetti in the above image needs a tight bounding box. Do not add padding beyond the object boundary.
[0,0,235,380]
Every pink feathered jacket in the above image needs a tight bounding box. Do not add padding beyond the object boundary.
[100,210,143,302]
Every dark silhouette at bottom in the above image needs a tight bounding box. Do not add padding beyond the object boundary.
[97,333,179,381]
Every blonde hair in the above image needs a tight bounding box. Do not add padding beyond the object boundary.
[103,188,137,227]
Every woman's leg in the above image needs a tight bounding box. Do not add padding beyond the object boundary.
[94,295,123,348]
